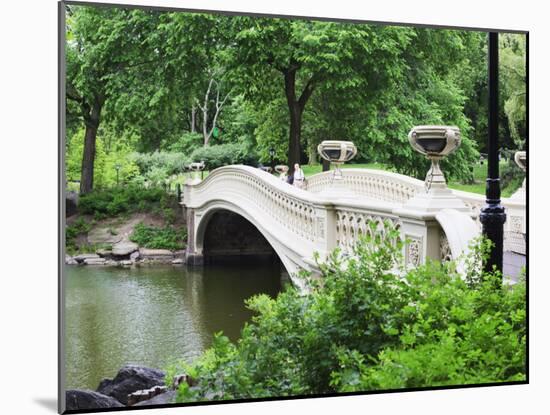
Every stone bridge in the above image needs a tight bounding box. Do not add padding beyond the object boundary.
[182,165,526,287]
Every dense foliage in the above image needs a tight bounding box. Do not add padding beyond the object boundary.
[66,217,93,253]
[189,143,259,170]
[130,223,186,250]
[78,186,171,219]
[166,223,525,401]
[66,5,527,193]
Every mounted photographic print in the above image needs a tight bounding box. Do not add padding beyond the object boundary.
[59,0,528,413]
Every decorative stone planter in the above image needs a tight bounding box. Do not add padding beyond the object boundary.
[275,165,289,180]
[187,161,205,185]
[408,125,461,191]
[317,140,357,180]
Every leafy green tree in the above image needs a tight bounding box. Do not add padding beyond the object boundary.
[224,18,413,174]
[66,5,165,193]
[500,34,527,149]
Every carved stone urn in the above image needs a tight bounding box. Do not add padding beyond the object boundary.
[408,125,461,191]
[187,161,205,185]
[400,125,468,213]
[275,165,289,180]
[317,140,357,181]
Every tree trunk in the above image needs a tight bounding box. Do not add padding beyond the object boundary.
[285,69,301,175]
[287,105,302,175]
[79,100,102,195]
[284,68,315,176]
[308,140,318,165]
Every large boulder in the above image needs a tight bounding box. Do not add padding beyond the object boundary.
[65,389,123,411]
[112,241,139,257]
[97,365,165,405]
[134,390,176,407]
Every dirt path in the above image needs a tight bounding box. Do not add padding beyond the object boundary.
[86,213,167,245]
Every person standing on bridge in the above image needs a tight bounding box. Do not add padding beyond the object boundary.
[293,163,305,189]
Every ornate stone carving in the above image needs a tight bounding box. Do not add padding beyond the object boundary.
[316,216,326,239]
[440,233,452,262]
[406,237,422,267]
[510,215,523,233]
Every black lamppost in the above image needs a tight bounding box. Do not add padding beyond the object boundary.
[115,163,121,187]
[479,32,506,277]
[269,147,275,173]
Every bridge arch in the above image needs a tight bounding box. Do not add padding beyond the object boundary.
[191,199,308,286]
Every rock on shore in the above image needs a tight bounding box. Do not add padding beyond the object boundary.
[96,365,165,405]
[65,389,123,410]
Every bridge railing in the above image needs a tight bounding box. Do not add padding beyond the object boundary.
[306,168,424,204]
[183,165,525,279]
[307,168,526,255]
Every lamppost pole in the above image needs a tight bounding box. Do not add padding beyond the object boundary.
[479,32,506,277]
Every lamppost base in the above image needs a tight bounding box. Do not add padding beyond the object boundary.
[479,204,507,275]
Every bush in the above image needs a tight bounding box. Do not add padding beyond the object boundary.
[66,217,93,252]
[171,222,526,402]
[189,143,259,170]
[163,132,204,154]
[130,223,186,250]
[78,186,168,217]
[130,151,190,177]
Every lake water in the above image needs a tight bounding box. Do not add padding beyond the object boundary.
[64,263,282,390]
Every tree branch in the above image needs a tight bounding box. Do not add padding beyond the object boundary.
[298,76,316,109]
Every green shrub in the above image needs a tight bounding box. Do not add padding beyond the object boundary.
[189,143,259,170]
[164,132,204,154]
[130,151,190,176]
[172,222,526,402]
[130,223,186,250]
[66,217,92,252]
[78,186,167,217]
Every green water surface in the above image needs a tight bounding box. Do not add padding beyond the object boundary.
[64,264,282,390]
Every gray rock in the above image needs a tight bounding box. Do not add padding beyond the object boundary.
[130,251,140,261]
[139,248,175,263]
[120,260,133,266]
[73,253,100,263]
[84,257,106,265]
[96,249,113,257]
[134,390,176,407]
[112,241,139,256]
[96,365,165,405]
[172,258,184,265]
[127,385,167,406]
[139,248,174,257]
[65,255,78,265]
[65,389,123,410]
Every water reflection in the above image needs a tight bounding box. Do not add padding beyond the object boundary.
[65,263,281,390]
